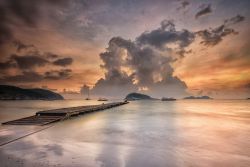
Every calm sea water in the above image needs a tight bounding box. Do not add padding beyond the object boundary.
[0,99,250,167]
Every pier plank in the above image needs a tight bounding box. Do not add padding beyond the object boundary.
[2,101,128,126]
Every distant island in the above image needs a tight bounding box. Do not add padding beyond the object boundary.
[0,85,64,100]
[125,92,154,101]
[161,97,176,101]
[184,96,212,100]
[98,97,108,101]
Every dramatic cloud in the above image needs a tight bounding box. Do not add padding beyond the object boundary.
[137,20,194,50]
[197,26,237,46]
[195,4,212,19]
[136,20,195,59]
[224,14,245,25]
[181,1,190,8]
[46,53,59,59]
[0,53,73,71]
[53,57,73,66]
[0,7,12,46]
[93,69,137,97]
[196,15,245,46]
[0,69,73,84]
[0,0,67,48]
[44,69,72,80]
[13,40,35,52]
[177,0,190,10]
[0,0,249,98]
[0,60,16,70]
[0,39,74,85]
[11,54,49,69]
[0,39,74,71]
[92,20,189,98]
[0,71,44,83]
[92,15,246,97]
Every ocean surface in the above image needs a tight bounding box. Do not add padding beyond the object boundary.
[0,99,250,167]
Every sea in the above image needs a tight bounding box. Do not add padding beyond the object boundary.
[0,99,249,167]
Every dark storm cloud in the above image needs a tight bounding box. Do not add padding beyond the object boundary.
[46,53,59,59]
[99,37,167,87]
[197,15,245,46]
[0,69,73,84]
[93,13,246,97]
[93,69,137,97]
[50,0,108,42]
[44,69,72,80]
[13,40,35,52]
[0,0,67,46]
[53,57,73,66]
[195,4,212,19]
[136,20,194,59]
[0,60,16,70]
[0,6,12,46]
[1,0,67,25]
[5,0,43,26]
[1,41,74,82]
[177,0,190,10]
[136,20,195,50]
[0,38,75,84]
[176,49,192,57]
[181,1,190,8]
[0,40,74,72]
[224,14,245,25]
[197,26,237,46]
[0,71,44,83]
[92,21,190,97]
[11,54,49,69]
[93,37,137,96]
[1,53,74,71]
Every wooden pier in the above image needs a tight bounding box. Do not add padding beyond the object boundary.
[2,101,129,126]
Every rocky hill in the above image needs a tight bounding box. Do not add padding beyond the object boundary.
[0,85,64,100]
[184,96,212,100]
[125,92,153,101]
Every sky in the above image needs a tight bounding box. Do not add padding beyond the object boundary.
[0,0,249,99]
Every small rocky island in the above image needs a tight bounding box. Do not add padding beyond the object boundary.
[125,92,153,101]
[161,97,176,101]
[184,96,212,100]
[0,85,64,100]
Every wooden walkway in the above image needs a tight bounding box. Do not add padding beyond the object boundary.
[2,101,129,126]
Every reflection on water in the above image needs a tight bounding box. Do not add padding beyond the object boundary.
[0,100,250,167]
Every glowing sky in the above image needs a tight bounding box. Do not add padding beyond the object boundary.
[0,0,249,98]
